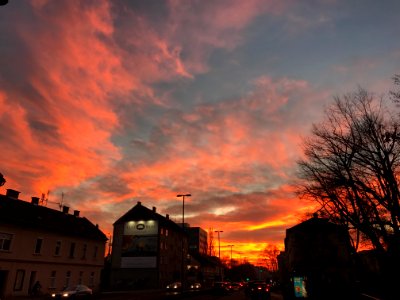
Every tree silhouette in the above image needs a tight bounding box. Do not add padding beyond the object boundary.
[261,244,280,272]
[0,173,5,187]
[297,86,400,298]
[297,88,400,255]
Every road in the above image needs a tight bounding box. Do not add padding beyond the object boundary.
[98,289,283,300]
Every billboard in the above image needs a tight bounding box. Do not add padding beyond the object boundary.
[121,235,157,257]
[293,276,308,298]
[121,220,158,268]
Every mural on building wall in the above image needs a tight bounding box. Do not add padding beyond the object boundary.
[121,220,158,268]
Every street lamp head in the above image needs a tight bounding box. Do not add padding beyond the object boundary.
[215,230,223,233]
[177,194,191,197]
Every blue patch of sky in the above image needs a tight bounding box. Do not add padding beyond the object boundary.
[121,0,400,125]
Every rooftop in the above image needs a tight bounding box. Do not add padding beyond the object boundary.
[0,191,107,241]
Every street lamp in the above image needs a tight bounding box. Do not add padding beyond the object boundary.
[177,193,191,292]
[214,230,223,280]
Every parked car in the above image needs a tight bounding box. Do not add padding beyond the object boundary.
[245,281,271,299]
[51,285,92,299]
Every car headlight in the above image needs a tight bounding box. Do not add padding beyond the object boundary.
[62,293,70,297]
[51,294,56,297]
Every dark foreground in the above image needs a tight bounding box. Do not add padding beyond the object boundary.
[10,288,384,300]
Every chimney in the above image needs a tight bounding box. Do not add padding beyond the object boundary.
[31,197,40,205]
[62,206,69,214]
[73,210,80,217]
[152,206,156,213]
[6,189,20,199]
[166,214,169,220]
[137,201,141,205]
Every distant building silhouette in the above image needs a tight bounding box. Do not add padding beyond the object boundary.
[187,227,208,255]
[278,215,356,299]
[0,189,107,299]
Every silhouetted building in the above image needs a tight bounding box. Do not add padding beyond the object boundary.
[280,215,356,299]
[109,202,188,289]
[187,227,208,255]
[0,189,107,299]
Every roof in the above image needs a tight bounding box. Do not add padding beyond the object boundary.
[286,216,348,236]
[0,194,107,241]
[114,201,183,232]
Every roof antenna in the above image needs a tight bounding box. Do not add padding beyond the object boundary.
[42,191,64,211]
[59,192,64,210]
[40,190,50,206]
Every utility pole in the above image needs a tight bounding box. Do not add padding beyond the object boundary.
[214,230,223,280]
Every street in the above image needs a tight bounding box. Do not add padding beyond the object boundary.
[98,290,283,300]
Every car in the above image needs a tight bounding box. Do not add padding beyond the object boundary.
[166,281,181,290]
[51,285,92,299]
[189,282,201,291]
[165,281,182,295]
[227,282,241,291]
[245,281,271,299]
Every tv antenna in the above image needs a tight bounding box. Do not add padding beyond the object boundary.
[40,190,50,206]
[43,191,64,210]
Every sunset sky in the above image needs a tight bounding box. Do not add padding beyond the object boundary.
[1,0,400,264]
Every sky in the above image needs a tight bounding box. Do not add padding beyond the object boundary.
[1,0,400,265]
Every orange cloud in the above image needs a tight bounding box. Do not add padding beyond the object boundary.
[0,1,332,265]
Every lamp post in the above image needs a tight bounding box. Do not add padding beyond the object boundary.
[177,194,191,292]
[214,230,223,280]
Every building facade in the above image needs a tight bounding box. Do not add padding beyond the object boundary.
[187,227,208,255]
[0,189,107,299]
[280,215,356,299]
[110,202,188,289]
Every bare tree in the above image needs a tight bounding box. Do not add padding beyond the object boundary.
[297,88,400,256]
[390,74,400,103]
[261,244,280,272]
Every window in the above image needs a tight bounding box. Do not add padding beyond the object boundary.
[160,228,164,235]
[50,271,56,288]
[14,270,25,291]
[93,246,98,259]
[69,243,75,258]
[65,271,71,287]
[89,272,94,287]
[165,229,168,236]
[0,232,12,251]
[34,238,43,254]
[54,241,61,256]
[82,244,87,259]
